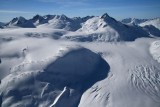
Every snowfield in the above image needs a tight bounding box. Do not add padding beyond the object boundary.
[0,13,160,107]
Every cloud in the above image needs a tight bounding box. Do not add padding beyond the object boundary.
[0,10,34,14]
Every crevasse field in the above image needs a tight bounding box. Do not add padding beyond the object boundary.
[0,13,160,107]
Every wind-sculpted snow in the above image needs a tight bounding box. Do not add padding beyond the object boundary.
[0,47,110,107]
[130,65,160,102]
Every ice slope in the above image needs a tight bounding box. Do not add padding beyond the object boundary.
[5,17,35,28]
[140,18,160,30]
[63,13,149,42]
[0,37,160,107]
[43,15,56,21]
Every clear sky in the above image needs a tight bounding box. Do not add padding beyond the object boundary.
[0,0,160,22]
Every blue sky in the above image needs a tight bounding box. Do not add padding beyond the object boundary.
[0,0,160,22]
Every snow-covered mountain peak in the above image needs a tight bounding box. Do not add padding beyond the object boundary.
[5,16,35,28]
[18,16,26,21]
[43,14,56,20]
[54,14,69,20]
[31,14,48,26]
[9,16,26,25]
[32,14,43,21]
[78,16,107,32]
[64,13,150,42]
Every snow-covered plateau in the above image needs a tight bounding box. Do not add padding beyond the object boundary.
[0,13,160,107]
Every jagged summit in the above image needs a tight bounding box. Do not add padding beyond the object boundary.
[10,16,26,24]
[54,14,70,20]
[31,14,48,25]
[101,13,110,19]
[43,14,56,20]
[32,14,43,21]
[100,13,117,24]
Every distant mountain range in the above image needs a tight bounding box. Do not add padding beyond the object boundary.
[139,18,160,30]
[0,13,160,41]
[121,18,149,25]
[2,14,94,30]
